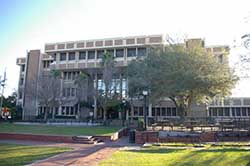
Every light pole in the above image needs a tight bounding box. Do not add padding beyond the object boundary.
[122,99,126,126]
[142,90,148,130]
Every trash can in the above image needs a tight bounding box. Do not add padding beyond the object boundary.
[129,129,136,143]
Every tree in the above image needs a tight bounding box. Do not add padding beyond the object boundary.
[2,92,19,119]
[36,70,61,120]
[74,72,90,119]
[98,52,117,121]
[127,45,238,120]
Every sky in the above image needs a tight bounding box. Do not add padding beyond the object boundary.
[0,0,250,97]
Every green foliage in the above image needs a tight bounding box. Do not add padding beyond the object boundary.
[80,100,93,109]
[127,45,238,119]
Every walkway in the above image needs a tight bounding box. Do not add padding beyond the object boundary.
[0,137,139,166]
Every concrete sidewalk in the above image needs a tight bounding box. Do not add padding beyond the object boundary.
[0,137,140,166]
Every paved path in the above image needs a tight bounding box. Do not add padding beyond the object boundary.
[0,137,139,166]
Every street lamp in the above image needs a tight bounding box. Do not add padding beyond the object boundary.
[122,99,126,126]
[142,90,148,130]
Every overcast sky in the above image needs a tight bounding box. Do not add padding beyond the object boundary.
[0,0,250,97]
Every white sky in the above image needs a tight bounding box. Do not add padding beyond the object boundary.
[1,0,250,97]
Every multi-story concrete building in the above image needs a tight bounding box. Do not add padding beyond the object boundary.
[16,35,233,120]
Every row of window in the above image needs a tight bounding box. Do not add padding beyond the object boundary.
[209,107,250,117]
[38,106,77,116]
[63,71,81,80]
[62,88,77,97]
[43,60,53,68]
[58,48,147,61]
[132,107,177,117]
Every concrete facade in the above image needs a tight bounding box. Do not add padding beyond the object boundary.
[16,35,233,120]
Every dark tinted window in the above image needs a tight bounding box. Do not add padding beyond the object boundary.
[116,49,124,58]
[88,51,95,59]
[79,51,86,60]
[60,53,66,61]
[97,50,104,59]
[224,108,230,116]
[68,52,75,61]
[127,48,136,57]
[138,47,147,56]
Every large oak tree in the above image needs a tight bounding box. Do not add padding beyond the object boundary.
[127,45,238,120]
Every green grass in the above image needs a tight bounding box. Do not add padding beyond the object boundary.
[0,144,71,166]
[101,147,250,166]
[0,123,121,136]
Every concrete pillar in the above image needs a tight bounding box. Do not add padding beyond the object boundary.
[58,106,62,115]
[94,73,98,119]
[148,103,152,117]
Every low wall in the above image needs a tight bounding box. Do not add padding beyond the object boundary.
[0,127,128,143]
[0,133,74,143]
[135,131,250,144]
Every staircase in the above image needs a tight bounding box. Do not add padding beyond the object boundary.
[72,136,102,144]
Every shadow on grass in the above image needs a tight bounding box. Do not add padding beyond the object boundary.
[126,148,185,154]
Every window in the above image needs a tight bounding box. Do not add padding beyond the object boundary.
[152,108,156,116]
[156,108,161,116]
[19,92,22,99]
[224,108,230,116]
[87,51,95,59]
[232,107,236,116]
[236,108,241,116]
[116,49,124,58]
[66,88,71,97]
[70,107,74,115]
[162,108,166,116]
[134,107,138,116]
[71,88,76,97]
[137,48,147,56]
[218,108,223,116]
[139,107,143,116]
[97,50,104,59]
[212,108,217,116]
[68,52,75,61]
[60,53,66,61]
[127,48,136,57]
[79,51,86,60]
[21,65,25,72]
[20,78,24,85]
[66,107,70,115]
[167,108,171,116]
[242,107,247,116]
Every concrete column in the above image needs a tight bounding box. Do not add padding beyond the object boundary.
[229,107,232,117]
[58,106,62,115]
[119,74,123,99]
[148,103,152,117]
[118,112,122,120]
[94,73,98,119]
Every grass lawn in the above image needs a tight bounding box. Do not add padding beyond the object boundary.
[101,146,250,166]
[0,123,121,136]
[0,144,71,166]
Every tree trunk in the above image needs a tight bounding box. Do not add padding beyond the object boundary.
[177,105,186,122]
[44,107,48,121]
[52,107,55,120]
[103,108,107,121]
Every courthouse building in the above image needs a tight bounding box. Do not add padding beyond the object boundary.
[17,34,245,121]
